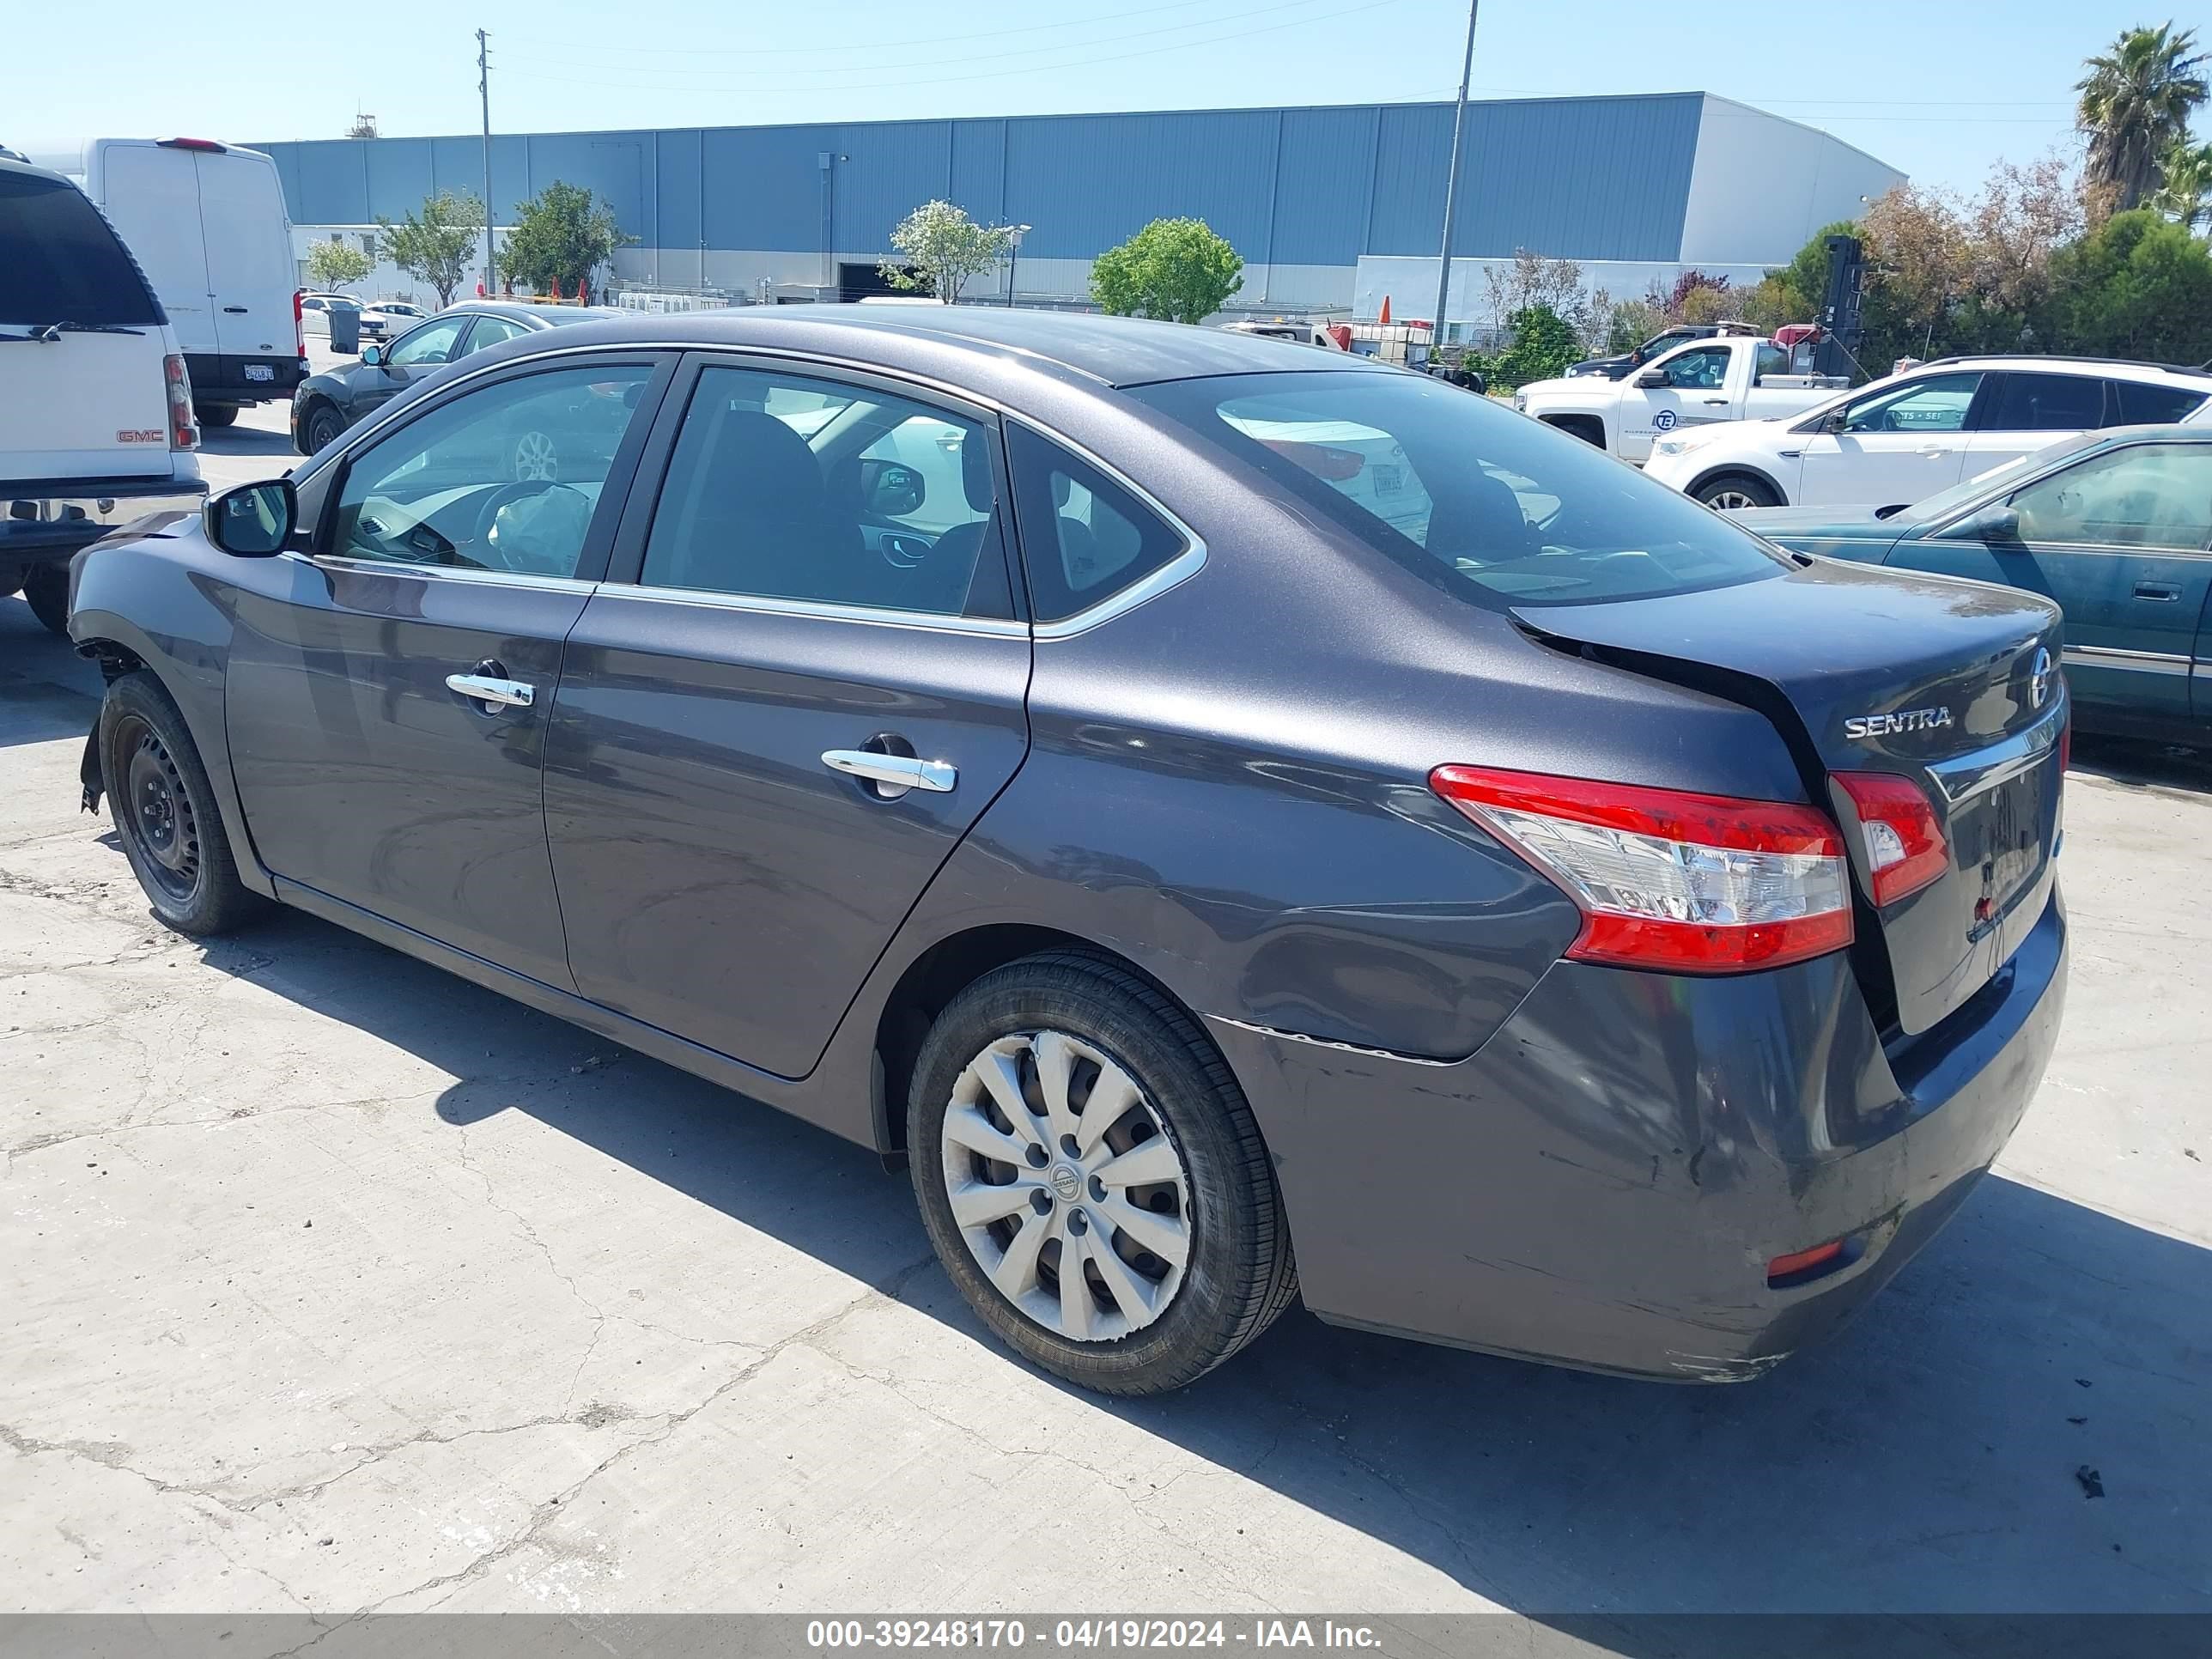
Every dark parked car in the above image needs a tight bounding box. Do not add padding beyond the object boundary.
[69,308,2069,1395]
[1735,426,2212,744]
[289,301,623,457]
[1564,320,1756,380]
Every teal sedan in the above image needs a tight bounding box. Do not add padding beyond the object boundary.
[1734,426,2212,742]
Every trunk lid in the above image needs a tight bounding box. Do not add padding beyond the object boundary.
[1515,559,2065,1036]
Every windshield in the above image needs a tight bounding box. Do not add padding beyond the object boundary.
[0,170,163,328]
[1133,371,1792,608]
[1899,434,2102,522]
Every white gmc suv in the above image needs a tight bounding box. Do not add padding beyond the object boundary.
[1641,355,2212,510]
[2,153,204,637]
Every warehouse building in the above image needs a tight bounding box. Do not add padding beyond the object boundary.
[254,92,1901,328]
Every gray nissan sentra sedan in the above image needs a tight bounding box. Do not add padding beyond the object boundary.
[66,307,2069,1395]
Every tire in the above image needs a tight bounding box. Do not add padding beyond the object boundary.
[909,950,1297,1395]
[194,402,240,428]
[300,402,347,457]
[99,672,267,937]
[21,564,70,635]
[1694,473,1781,510]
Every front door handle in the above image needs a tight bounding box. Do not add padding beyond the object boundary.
[1700,397,1729,405]
[2134,581,2182,601]
[446,672,535,711]
[822,749,956,794]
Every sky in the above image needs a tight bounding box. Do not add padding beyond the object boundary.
[7,0,2203,197]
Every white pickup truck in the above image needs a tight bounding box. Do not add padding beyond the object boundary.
[1516,335,1847,465]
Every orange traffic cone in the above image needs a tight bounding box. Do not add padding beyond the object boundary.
[1378,295,1392,326]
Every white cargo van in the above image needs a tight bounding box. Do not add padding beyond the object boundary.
[2,154,204,637]
[77,137,306,425]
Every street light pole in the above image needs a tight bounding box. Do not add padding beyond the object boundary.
[1006,224,1031,307]
[477,28,494,298]
[1431,0,1480,360]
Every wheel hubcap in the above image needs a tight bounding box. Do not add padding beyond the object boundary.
[1709,490,1757,510]
[118,721,200,900]
[940,1030,1193,1343]
[514,430,559,482]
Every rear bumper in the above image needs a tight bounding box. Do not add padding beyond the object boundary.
[185,351,307,404]
[2,477,207,562]
[1212,885,2068,1382]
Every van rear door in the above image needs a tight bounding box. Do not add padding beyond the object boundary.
[194,148,297,375]
[0,167,175,483]
[90,143,215,361]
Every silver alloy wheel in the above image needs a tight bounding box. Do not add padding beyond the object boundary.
[1705,488,1762,510]
[513,429,559,482]
[939,1030,1193,1342]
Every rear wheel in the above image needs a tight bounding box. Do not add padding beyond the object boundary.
[909,951,1297,1395]
[21,565,70,635]
[99,672,267,936]
[194,402,240,428]
[1695,473,1780,510]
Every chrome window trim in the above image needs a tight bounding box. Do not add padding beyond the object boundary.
[1925,698,2068,805]
[2063,643,2194,677]
[1012,416,1208,641]
[595,581,1029,638]
[282,550,603,593]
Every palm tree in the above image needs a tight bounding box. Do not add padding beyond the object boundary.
[2148,138,2212,230]
[2076,22,2209,213]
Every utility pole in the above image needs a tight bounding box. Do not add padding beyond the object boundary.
[1431,0,1480,362]
[477,28,494,298]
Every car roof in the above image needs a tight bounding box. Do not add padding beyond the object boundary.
[460,303,1395,390]
[1920,354,2212,385]
[452,301,626,328]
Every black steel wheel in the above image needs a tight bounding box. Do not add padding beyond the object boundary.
[99,672,267,935]
[21,564,70,635]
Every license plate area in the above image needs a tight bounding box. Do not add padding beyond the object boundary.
[243,364,274,383]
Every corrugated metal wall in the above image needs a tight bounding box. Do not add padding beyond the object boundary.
[254,93,1711,264]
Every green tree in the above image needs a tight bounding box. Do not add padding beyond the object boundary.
[2149,137,2212,229]
[306,238,371,292]
[377,190,483,308]
[1467,304,1582,391]
[879,201,1015,303]
[2039,207,2212,363]
[1090,217,1243,324]
[502,181,629,302]
[2077,22,2208,215]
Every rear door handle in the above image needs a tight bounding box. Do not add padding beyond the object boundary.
[446,672,535,710]
[822,749,956,794]
[2134,581,2182,601]
[1700,397,1729,406]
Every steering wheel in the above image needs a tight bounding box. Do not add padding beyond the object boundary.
[471,479,591,572]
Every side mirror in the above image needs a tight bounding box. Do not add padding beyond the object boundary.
[860,459,925,518]
[204,479,295,557]
[1821,410,1851,434]
[360,343,385,367]
[1633,368,1668,389]
[1946,503,2021,543]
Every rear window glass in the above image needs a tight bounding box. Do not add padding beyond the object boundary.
[1131,372,1790,609]
[1984,373,2106,432]
[0,171,162,328]
[1006,423,1188,622]
[2110,380,2208,427]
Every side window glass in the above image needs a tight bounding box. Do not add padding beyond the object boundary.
[2009,444,2212,549]
[386,316,467,368]
[1839,372,1980,434]
[1661,347,1728,389]
[1006,423,1187,623]
[330,362,654,576]
[1983,373,2105,432]
[459,316,530,356]
[2110,381,2209,427]
[639,366,1006,617]
[1755,343,1790,381]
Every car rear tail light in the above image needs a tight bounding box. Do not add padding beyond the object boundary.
[1430,765,1854,973]
[1832,772,1947,907]
[163,353,197,451]
[293,288,308,365]
[158,137,228,152]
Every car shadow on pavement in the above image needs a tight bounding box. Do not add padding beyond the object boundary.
[172,896,2212,1620]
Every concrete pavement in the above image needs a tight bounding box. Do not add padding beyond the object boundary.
[1,598,2208,1619]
